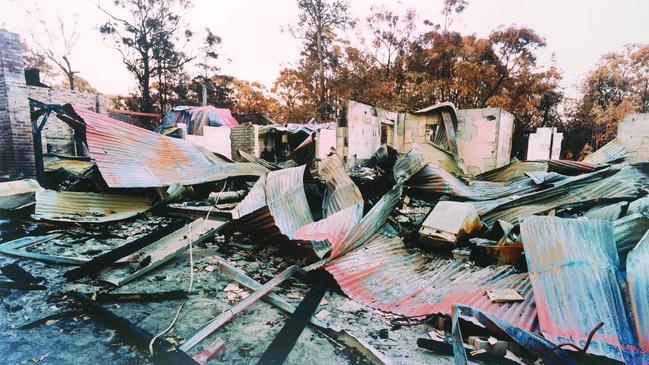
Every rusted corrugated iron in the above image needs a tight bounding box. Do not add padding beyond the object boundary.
[232,166,314,240]
[325,233,538,332]
[61,105,266,188]
[479,165,645,225]
[405,164,556,201]
[583,138,628,164]
[521,216,638,363]
[330,182,403,259]
[231,175,267,220]
[318,154,363,217]
[293,205,363,258]
[35,190,151,223]
[393,145,429,182]
[627,230,649,352]
[418,143,464,176]
[476,159,599,182]
[265,165,314,239]
[238,150,280,171]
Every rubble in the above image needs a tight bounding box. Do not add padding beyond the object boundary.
[1,98,649,365]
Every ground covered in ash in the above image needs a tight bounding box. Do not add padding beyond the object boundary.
[0,213,453,365]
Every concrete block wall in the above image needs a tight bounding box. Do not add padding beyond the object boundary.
[0,29,35,177]
[27,86,107,154]
[230,123,259,161]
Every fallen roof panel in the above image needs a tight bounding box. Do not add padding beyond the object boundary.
[521,216,638,362]
[583,138,628,164]
[627,230,649,352]
[63,105,266,188]
[318,154,363,218]
[475,159,600,182]
[479,165,645,225]
[35,190,152,223]
[405,164,558,201]
[325,233,538,332]
[265,165,314,239]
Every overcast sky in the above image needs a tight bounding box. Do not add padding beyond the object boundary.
[1,0,648,98]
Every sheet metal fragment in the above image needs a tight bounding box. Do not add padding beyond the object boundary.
[520,216,637,362]
[627,230,649,351]
[325,233,538,332]
[61,105,266,188]
[35,190,152,223]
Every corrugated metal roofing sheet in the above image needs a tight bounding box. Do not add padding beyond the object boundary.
[613,213,649,255]
[232,166,314,240]
[330,182,403,259]
[521,216,638,362]
[293,204,363,258]
[65,106,266,188]
[405,164,557,201]
[35,190,151,223]
[325,233,538,332]
[418,143,464,176]
[627,230,649,351]
[476,160,599,182]
[265,165,314,239]
[393,145,429,182]
[583,138,628,164]
[231,175,267,220]
[479,165,645,225]
[318,154,363,218]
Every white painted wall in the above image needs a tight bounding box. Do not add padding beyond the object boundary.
[185,126,232,158]
[316,129,337,159]
[456,108,514,174]
[527,127,562,160]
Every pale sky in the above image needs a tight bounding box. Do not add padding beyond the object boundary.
[1,0,648,98]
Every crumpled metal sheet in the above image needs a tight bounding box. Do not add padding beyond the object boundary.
[476,159,599,182]
[330,182,403,259]
[614,213,649,255]
[0,179,43,210]
[265,165,314,239]
[405,164,558,201]
[325,233,538,332]
[238,150,280,171]
[233,166,313,240]
[393,145,429,182]
[521,216,638,362]
[583,138,628,164]
[43,154,95,175]
[418,143,464,176]
[231,175,267,220]
[479,165,645,225]
[318,154,363,218]
[627,230,649,351]
[64,106,267,188]
[293,205,363,258]
[35,190,152,223]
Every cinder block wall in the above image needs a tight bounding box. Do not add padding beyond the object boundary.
[230,123,259,161]
[0,29,35,177]
[27,86,107,154]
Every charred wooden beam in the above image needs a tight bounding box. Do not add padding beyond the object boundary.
[64,220,185,281]
[68,291,198,365]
